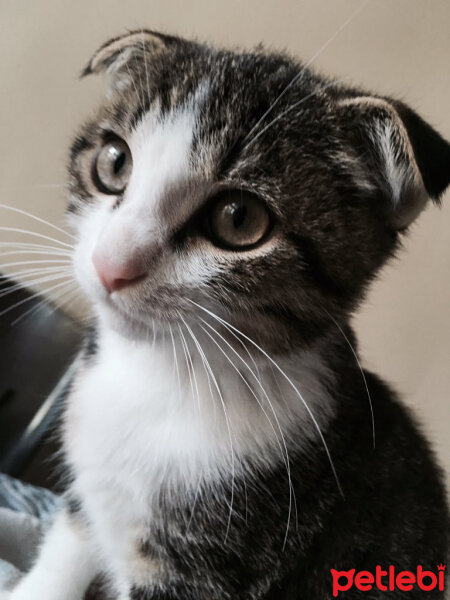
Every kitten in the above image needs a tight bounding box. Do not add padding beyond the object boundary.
[6,30,450,599]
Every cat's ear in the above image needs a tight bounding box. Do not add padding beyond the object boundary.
[82,30,170,94]
[339,96,450,229]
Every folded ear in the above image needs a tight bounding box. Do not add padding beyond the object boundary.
[339,96,450,229]
[82,30,172,94]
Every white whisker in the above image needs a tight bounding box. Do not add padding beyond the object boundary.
[141,30,152,107]
[0,249,72,259]
[1,264,72,278]
[242,0,370,146]
[177,323,199,412]
[0,272,70,298]
[180,325,202,413]
[326,311,375,448]
[187,298,344,498]
[0,269,73,299]
[186,470,203,535]
[199,320,297,549]
[169,324,182,396]
[0,241,72,254]
[11,282,78,326]
[178,315,236,543]
[0,203,76,240]
[58,288,83,316]
[0,227,74,248]
[0,278,74,318]
[0,258,71,270]
[242,79,341,153]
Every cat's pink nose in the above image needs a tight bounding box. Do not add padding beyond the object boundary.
[92,251,146,293]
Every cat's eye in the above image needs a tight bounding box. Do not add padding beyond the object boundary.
[93,138,132,194]
[207,190,272,249]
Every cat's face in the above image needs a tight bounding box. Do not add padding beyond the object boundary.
[69,31,450,349]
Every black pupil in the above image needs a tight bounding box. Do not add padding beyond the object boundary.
[113,151,126,175]
[231,203,248,229]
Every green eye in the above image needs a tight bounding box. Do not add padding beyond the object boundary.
[93,138,132,194]
[208,190,272,249]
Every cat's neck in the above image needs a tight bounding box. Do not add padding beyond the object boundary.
[66,316,345,505]
[86,317,336,458]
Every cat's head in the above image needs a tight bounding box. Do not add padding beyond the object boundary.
[69,30,450,350]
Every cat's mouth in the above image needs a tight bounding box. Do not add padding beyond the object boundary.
[100,285,182,336]
[101,297,161,338]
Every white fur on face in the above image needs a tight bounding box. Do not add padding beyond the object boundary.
[73,104,190,289]
[72,93,218,317]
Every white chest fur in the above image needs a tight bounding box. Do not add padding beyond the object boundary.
[64,325,332,585]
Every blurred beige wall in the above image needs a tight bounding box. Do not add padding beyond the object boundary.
[1,0,449,480]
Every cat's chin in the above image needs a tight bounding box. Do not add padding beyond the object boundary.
[96,296,168,342]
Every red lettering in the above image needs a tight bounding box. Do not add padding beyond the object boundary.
[417,566,437,591]
[331,569,355,597]
[396,571,415,591]
[330,564,446,594]
[438,567,446,592]
[388,565,395,591]
[355,571,374,591]
[375,565,388,591]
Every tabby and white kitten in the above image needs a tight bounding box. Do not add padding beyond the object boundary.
[7,30,450,600]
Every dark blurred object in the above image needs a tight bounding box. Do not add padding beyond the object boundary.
[0,273,83,490]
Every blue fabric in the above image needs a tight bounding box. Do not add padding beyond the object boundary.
[0,474,60,521]
[0,474,61,591]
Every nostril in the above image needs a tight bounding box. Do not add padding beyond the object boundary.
[92,251,146,294]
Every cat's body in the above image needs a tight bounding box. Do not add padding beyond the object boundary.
[63,325,447,600]
[5,30,450,599]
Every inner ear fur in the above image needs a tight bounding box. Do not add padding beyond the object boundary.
[338,96,450,229]
[81,29,176,98]
[82,30,171,77]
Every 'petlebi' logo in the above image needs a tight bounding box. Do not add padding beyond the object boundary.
[330,564,446,597]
